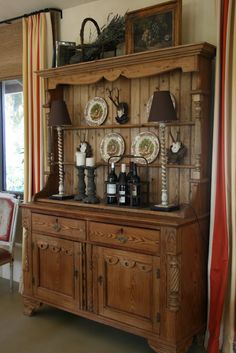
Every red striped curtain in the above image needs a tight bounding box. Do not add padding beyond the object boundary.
[23,13,53,202]
[20,13,54,294]
[206,1,236,352]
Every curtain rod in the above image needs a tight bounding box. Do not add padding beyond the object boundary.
[0,8,62,25]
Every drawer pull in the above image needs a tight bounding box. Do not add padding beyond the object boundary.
[52,219,61,232]
[116,228,128,244]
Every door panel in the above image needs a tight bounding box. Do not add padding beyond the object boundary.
[97,247,160,333]
[32,233,80,310]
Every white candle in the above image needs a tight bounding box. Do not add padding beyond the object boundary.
[86,157,95,167]
[76,151,86,166]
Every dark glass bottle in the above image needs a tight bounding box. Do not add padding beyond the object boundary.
[106,162,117,204]
[130,163,141,207]
[118,163,127,206]
[127,161,134,181]
[126,161,134,205]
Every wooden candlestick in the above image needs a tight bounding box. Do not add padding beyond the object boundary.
[83,166,99,204]
[74,166,87,201]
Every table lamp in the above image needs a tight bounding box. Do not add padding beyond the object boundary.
[148,91,179,211]
[48,100,73,200]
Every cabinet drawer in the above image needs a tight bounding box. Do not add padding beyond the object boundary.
[89,222,160,254]
[32,213,86,240]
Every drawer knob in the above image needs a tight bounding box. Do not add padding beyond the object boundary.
[52,220,61,232]
[116,228,128,243]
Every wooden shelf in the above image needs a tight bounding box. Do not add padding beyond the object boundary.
[38,41,215,213]
[63,161,195,169]
[63,121,195,130]
[37,42,216,89]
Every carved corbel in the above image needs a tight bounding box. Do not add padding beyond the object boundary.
[192,94,203,180]
[22,210,31,272]
[165,228,181,312]
[167,255,181,311]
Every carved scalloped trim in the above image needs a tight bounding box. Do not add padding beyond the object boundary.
[36,241,73,255]
[104,255,152,272]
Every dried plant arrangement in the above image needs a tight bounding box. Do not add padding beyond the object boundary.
[70,14,125,63]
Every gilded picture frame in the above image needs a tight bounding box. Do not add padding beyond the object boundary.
[125,0,182,54]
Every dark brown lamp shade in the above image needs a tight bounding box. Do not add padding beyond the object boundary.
[148,91,177,122]
[48,100,72,126]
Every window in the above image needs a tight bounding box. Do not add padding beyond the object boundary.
[0,80,24,195]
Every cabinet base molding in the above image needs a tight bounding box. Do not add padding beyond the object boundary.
[148,336,193,353]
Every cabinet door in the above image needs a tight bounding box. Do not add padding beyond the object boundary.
[96,247,160,333]
[32,233,81,311]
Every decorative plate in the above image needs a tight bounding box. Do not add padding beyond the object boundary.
[84,97,108,126]
[131,131,160,164]
[145,93,176,120]
[100,133,125,163]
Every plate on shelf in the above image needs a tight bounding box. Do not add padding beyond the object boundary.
[146,93,176,120]
[84,97,108,126]
[100,133,125,163]
[131,131,160,164]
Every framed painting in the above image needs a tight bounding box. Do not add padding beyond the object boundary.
[55,41,76,67]
[125,0,182,54]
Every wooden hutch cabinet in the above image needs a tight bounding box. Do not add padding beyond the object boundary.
[21,42,215,353]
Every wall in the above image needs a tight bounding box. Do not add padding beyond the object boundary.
[60,0,217,46]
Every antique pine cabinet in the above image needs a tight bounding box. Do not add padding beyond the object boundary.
[21,42,216,353]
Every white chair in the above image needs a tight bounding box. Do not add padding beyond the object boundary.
[0,193,20,290]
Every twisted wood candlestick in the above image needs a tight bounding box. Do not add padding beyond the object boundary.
[160,122,168,207]
[57,126,64,196]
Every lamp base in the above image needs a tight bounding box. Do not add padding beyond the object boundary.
[151,203,179,212]
[49,194,74,200]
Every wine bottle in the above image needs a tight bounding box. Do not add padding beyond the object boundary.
[126,161,134,205]
[127,161,134,181]
[106,162,117,204]
[130,163,141,207]
[118,163,127,206]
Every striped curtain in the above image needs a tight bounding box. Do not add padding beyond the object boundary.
[206,1,236,352]
[20,13,54,294]
[23,13,53,202]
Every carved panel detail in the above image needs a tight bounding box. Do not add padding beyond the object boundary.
[22,210,30,230]
[104,255,152,272]
[167,255,181,311]
[192,94,203,119]
[23,228,29,272]
[22,210,31,272]
[104,255,119,265]
[36,241,73,255]
[165,228,177,254]
[192,94,203,180]
[119,258,136,269]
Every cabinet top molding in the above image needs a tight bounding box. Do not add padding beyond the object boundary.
[37,42,216,89]
[22,198,208,226]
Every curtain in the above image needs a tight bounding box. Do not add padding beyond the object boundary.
[20,12,56,293]
[23,13,54,202]
[206,1,236,352]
